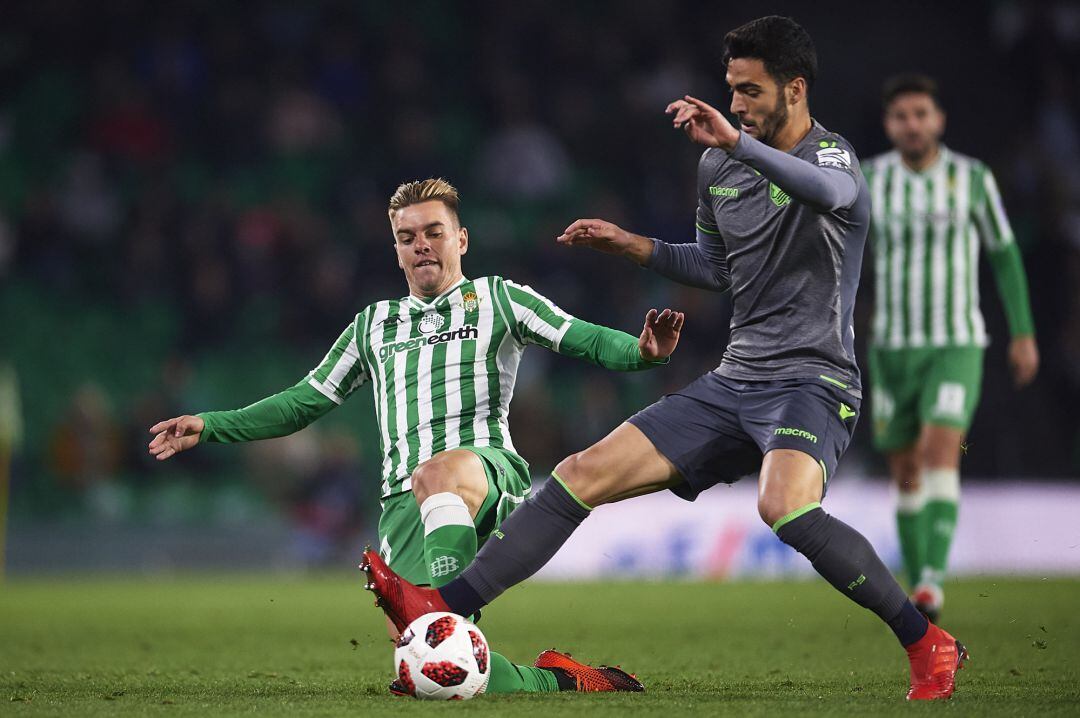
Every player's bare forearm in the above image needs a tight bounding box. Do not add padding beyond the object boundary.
[621,231,655,265]
[556,219,653,265]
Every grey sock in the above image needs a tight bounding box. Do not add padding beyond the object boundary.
[776,506,909,625]
[458,476,590,605]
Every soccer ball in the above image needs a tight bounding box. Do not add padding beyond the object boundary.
[393,612,491,700]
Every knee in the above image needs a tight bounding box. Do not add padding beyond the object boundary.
[918,442,960,471]
[757,484,819,529]
[757,491,796,528]
[896,471,921,493]
[554,449,610,507]
[411,461,456,505]
[890,455,921,492]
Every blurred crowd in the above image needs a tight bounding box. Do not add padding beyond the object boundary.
[2,1,1078,553]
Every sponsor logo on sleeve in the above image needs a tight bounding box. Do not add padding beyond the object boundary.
[816,146,852,170]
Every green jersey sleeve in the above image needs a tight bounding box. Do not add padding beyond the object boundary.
[494,277,665,370]
[971,168,1035,337]
[557,319,668,371]
[498,279,575,351]
[198,314,371,443]
[198,380,338,443]
[306,313,372,404]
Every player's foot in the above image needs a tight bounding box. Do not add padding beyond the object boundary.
[359,547,450,633]
[911,583,944,623]
[534,649,644,692]
[388,679,411,697]
[905,622,969,700]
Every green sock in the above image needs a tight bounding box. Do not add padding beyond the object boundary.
[895,489,927,589]
[424,522,477,590]
[420,492,478,589]
[923,499,958,583]
[419,492,560,694]
[920,468,960,587]
[487,651,561,693]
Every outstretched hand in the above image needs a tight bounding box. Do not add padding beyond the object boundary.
[557,218,634,254]
[148,415,205,461]
[639,308,685,361]
[665,95,740,151]
[556,218,654,265]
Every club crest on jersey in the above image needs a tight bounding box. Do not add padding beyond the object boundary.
[769,182,791,207]
[462,291,479,312]
[419,313,445,335]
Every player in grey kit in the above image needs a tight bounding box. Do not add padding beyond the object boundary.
[364,16,968,700]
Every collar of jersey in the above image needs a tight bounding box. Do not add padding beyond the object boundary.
[406,276,469,311]
[786,118,826,156]
[895,144,950,178]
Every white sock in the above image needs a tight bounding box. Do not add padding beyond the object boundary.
[419,492,471,535]
[895,482,928,514]
[922,467,960,503]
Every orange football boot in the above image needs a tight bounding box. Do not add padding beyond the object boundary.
[534,649,644,692]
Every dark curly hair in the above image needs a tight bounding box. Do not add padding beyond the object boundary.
[722,16,818,89]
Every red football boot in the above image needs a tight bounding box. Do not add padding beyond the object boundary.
[905,622,969,700]
[359,547,450,633]
[534,649,644,692]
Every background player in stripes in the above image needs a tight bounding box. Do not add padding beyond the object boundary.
[147,178,680,694]
[864,74,1039,620]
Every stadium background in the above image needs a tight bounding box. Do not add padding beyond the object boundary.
[1,0,1079,578]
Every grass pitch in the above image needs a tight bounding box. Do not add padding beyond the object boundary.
[1,575,1078,716]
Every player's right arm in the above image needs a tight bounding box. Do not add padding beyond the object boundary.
[556,154,731,293]
[971,165,1039,387]
[148,314,371,461]
[667,95,858,214]
[557,219,730,292]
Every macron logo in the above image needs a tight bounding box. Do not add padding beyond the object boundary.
[709,185,740,198]
[774,427,818,443]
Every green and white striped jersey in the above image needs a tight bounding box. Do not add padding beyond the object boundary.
[305,276,573,499]
[864,146,1018,349]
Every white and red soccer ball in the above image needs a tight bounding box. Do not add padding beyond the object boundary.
[393,612,491,700]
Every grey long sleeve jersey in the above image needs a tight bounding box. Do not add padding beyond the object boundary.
[646,122,870,394]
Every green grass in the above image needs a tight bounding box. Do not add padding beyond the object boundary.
[1,576,1078,716]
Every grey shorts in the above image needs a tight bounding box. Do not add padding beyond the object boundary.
[628,371,859,501]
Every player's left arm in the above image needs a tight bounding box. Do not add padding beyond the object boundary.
[495,278,683,370]
[666,95,858,213]
[973,167,1039,387]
